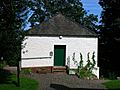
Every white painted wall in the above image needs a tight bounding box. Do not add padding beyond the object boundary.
[21,36,99,78]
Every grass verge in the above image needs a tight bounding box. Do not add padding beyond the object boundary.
[102,80,120,89]
[0,74,38,90]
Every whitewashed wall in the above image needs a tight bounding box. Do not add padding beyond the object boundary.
[21,36,99,78]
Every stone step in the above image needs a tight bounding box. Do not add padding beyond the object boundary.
[22,66,67,73]
[52,66,67,73]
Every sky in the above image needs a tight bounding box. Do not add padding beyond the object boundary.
[81,0,102,23]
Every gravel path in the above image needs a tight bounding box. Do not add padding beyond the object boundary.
[26,73,107,90]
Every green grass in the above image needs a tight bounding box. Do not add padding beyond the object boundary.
[103,80,120,89]
[0,75,38,90]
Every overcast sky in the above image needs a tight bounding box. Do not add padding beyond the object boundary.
[81,0,102,22]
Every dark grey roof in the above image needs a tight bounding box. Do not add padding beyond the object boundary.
[28,14,97,37]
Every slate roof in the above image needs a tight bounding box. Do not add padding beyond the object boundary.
[28,14,97,37]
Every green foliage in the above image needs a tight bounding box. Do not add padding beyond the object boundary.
[0,60,6,69]
[99,0,120,79]
[100,68,119,80]
[108,72,117,80]
[103,80,120,89]
[99,0,120,43]
[21,69,32,74]
[0,74,38,90]
[0,69,13,84]
[79,68,96,79]
[77,52,97,79]
[0,0,26,65]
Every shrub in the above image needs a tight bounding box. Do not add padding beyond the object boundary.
[21,68,32,74]
[77,52,97,79]
[0,60,6,69]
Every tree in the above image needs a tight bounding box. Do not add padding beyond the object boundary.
[99,0,120,77]
[99,0,120,41]
[27,0,98,32]
[0,0,30,86]
[0,0,27,65]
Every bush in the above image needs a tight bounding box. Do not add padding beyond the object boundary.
[0,60,6,69]
[21,68,32,74]
[77,52,97,79]
[78,67,97,79]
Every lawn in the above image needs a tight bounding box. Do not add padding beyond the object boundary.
[0,74,38,90]
[103,80,120,89]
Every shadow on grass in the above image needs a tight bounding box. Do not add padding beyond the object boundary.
[50,84,105,90]
[0,69,17,86]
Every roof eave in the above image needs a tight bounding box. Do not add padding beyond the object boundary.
[26,34,98,38]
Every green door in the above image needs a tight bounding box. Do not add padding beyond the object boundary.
[54,45,66,66]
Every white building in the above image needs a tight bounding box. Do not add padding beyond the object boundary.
[21,14,99,78]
